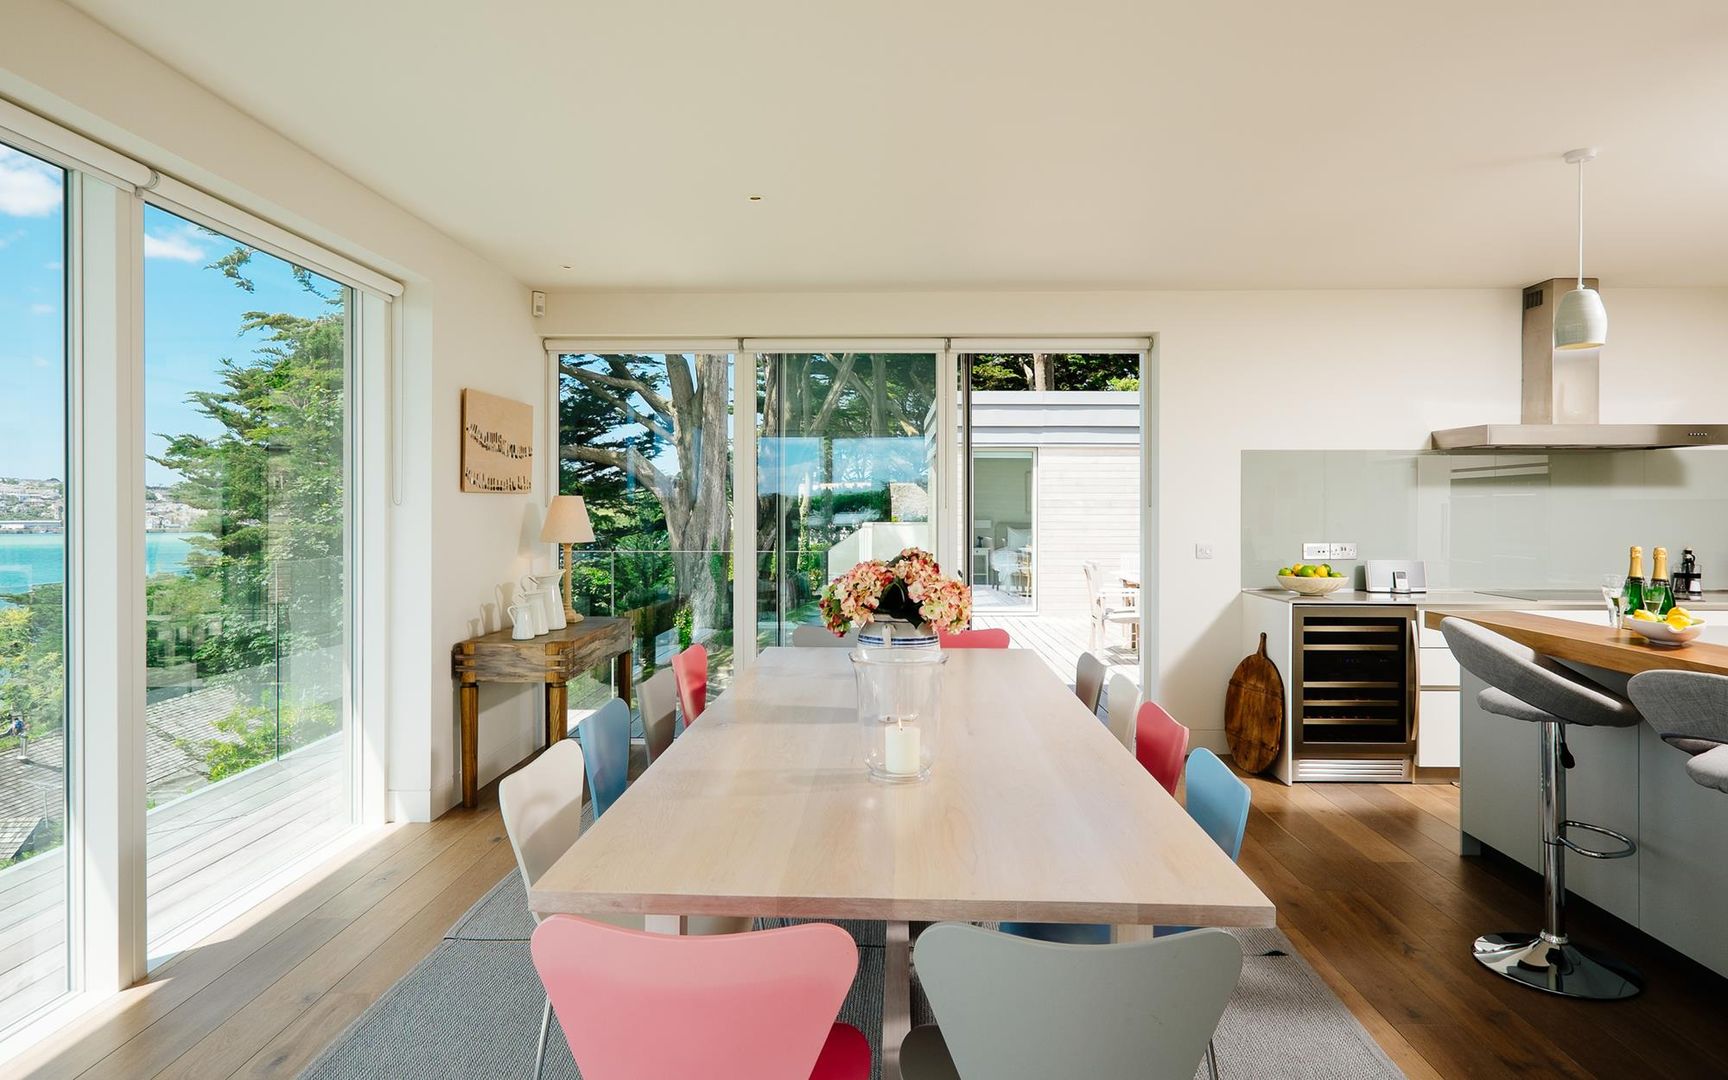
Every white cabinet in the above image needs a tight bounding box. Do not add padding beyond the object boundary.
[1417,689,1460,768]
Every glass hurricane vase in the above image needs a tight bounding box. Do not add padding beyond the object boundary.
[852,647,947,783]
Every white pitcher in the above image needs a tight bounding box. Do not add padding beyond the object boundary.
[518,588,551,635]
[521,572,567,631]
[507,603,536,640]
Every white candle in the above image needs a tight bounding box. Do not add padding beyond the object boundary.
[884,718,922,776]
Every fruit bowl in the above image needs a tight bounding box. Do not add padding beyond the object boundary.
[1277,574,1350,597]
[1621,614,1706,648]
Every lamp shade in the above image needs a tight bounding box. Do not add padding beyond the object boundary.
[540,495,595,543]
[1554,287,1607,350]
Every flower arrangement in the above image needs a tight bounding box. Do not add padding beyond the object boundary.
[819,547,972,636]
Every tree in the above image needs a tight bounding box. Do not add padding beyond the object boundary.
[967,353,1139,392]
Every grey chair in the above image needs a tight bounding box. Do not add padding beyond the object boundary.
[638,668,678,765]
[900,923,1241,1080]
[792,623,859,648]
[1074,651,1106,717]
[1439,617,1643,1000]
[1627,670,1728,794]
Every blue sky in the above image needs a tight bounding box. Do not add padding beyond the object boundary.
[0,142,342,488]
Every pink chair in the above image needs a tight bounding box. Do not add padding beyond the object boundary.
[671,643,708,728]
[531,915,870,1080]
[1135,700,1190,796]
[937,627,1011,649]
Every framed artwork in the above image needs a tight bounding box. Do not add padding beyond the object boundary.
[460,388,534,493]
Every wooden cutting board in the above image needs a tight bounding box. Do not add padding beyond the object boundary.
[1225,633,1284,775]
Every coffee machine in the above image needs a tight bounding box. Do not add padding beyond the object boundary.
[1673,548,1705,601]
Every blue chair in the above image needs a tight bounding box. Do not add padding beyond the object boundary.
[1186,747,1251,862]
[577,698,630,819]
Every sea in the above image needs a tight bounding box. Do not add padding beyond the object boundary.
[0,531,196,597]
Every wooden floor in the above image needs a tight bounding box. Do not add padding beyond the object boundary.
[972,611,1140,691]
[12,776,1728,1078]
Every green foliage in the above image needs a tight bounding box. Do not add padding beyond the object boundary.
[0,582,64,743]
[967,353,1140,392]
[180,696,340,783]
[675,606,694,650]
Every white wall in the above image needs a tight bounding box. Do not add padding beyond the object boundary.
[1,0,548,819]
[537,286,1728,751]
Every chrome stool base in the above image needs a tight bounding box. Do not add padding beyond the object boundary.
[1473,932,1642,1000]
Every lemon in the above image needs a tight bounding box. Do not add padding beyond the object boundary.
[1277,567,1293,577]
[1631,609,1659,622]
[1666,612,1693,629]
[1672,606,1695,621]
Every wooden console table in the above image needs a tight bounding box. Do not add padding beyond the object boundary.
[450,616,633,808]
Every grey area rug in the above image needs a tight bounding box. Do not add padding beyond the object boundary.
[303,873,1403,1080]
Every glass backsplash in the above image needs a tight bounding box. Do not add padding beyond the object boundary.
[1241,448,1728,591]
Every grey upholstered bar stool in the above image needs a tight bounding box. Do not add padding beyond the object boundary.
[1439,617,1643,1000]
[1628,670,1728,794]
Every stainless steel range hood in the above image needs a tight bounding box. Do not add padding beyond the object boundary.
[1431,278,1728,451]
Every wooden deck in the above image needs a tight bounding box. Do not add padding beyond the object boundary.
[972,611,1140,698]
[0,736,349,1034]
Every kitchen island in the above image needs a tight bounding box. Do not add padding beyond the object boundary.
[1426,607,1728,980]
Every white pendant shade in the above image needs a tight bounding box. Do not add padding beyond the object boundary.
[1554,286,1608,350]
[540,494,595,543]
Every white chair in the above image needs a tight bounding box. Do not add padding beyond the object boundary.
[501,740,630,1080]
[991,526,1033,595]
[638,668,678,765]
[1083,560,1139,652]
[1105,673,1138,752]
[1075,651,1106,717]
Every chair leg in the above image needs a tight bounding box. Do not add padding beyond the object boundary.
[1206,1038,1220,1080]
[534,995,552,1080]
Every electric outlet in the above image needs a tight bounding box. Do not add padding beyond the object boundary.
[1329,542,1357,560]
[1194,543,1214,560]
[1302,542,1330,560]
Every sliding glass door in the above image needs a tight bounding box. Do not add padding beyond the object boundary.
[141,205,354,959]
[0,142,69,1032]
[755,350,941,647]
[556,351,735,701]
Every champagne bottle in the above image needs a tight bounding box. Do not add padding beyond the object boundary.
[1650,546,1674,615]
[1623,546,1645,617]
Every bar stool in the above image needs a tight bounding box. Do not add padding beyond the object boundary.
[1439,617,1644,1000]
[1628,670,1728,794]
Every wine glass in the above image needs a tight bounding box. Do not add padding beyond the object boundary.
[1643,577,1673,618]
[1600,573,1626,628]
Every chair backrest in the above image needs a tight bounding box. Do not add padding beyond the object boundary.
[938,627,1011,649]
[578,698,631,819]
[1440,617,1638,728]
[1082,560,1101,608]
[1074,651,1106,715]
[638,669,678,764]
[913,922,1242,1080]
[1105,673,1138,751]
[1628,670,1728,752]
[531,915,858,1080]
[499,739,587,912]
[1135,700,1189,795]
[672,643,708,727]
[1185,748,1251,862]
[792,623,858,648]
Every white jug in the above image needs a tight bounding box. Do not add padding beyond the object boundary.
[521,572,567,631]
[507,603,535,640]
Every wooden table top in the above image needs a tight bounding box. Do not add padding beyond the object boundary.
[458,615,630,649]
[530,647,1274,927]
[1425,608,1728,677]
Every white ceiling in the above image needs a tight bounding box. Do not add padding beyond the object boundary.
[66,0,1728,290]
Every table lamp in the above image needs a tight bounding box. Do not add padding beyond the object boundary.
[540,494,595,622]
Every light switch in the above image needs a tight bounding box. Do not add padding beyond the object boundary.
[1194,543,1214,560]
[1329,542,1358,559]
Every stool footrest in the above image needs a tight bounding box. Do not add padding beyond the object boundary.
[1556,819,1637,860]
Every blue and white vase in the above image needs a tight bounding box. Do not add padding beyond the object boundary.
[856,618,940,650]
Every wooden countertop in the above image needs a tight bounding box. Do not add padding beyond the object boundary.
[1425,608,1728,677]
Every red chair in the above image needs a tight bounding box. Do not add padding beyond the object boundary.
[530,915,870,1080]
[671,643,708,727]
[1135,700,1190,795]
[937,627,1011,649]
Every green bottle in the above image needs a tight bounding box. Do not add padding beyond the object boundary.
[1649,547,1675,616]
[1623,546,1645,618]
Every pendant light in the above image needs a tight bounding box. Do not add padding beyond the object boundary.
[1554,147,1607,350]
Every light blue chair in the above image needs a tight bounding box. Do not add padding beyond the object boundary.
[577,697,630,819]
[1186,747,1251,862]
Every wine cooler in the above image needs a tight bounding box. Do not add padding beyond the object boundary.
[1291,607,1417,782]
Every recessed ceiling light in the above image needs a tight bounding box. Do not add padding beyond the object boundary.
[561,264,573,269]
[748,195,763,202]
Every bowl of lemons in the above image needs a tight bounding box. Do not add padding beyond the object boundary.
[1623,606,1707,647]
[1276,563,1350,596]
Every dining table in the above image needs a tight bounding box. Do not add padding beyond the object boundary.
[530,645,1274,1078]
